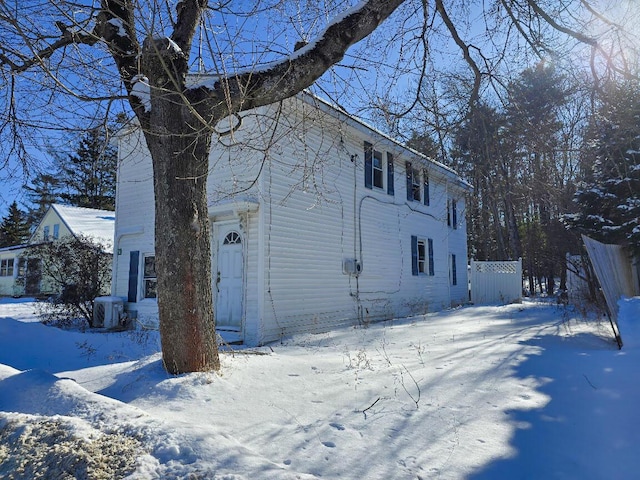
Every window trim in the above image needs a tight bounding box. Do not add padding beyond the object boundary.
[0,258,14,277]
[411,236,434,277]
[364,141,395,196]
[142,254,157,299]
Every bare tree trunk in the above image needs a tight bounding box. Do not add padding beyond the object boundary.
[144,125,219,373]
[141,42,220,374]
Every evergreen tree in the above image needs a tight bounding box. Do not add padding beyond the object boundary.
[56,125,117,210]
[23,172,62,227]
[565,81,640,254]
[0,201,31,247]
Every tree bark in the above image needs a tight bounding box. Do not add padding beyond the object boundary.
[139,38,220,374]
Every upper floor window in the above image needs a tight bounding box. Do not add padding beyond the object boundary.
[43,226,50,241]
[364,141,394,195]
[406,162,430,205]
[0,259,14,277]
[53,224,60,239]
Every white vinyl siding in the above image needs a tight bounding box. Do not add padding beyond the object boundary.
[114,94,470,344]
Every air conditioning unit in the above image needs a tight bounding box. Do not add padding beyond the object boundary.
[93,296,124,329]
[343,258,363,276]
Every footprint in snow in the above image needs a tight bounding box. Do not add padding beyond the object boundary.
[329,422,345,431]
[322,441,336,448]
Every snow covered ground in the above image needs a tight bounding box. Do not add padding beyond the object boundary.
[0,296,638,479]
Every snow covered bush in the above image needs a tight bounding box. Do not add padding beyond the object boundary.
[19,234,112,327]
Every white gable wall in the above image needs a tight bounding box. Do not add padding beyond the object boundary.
[112,127,156,325]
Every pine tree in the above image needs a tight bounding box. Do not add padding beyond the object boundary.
[0,201,31,247]
[23,172,62,227]
[57,125,117,210]
[565,81,640,254]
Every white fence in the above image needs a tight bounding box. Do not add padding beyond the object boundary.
[470,259,522,305]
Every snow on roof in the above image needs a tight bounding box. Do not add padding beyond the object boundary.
[51,204,115,249]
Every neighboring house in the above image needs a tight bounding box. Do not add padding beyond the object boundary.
[0,204,115,296]
[113,91,471,345]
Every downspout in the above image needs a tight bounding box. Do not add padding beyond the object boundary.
[351,153,363,324]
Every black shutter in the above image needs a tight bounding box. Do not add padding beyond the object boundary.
[452,254,457,285]
[364,142,373,189]
[127,251,139,302]
[452,199,457,229]
[406,162,413,201]
[423,170,430,206]
[387,153,395,196]
[411,235,418,276]
[428,239,434,276]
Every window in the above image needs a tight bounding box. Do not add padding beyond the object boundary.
[411,236,434,276]
[0,259,14,277]
[406,162,421,202]
[53,224,60,239]
[43,226,50,241]
[417,240,426,274]
[143,255,157,299]
[451,254,457,286]
[224,231,242,245]
[373,150,384,189]
[406,163,430,204]
[364,141,394,195]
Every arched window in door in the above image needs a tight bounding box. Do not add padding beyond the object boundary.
[223,231,242,245]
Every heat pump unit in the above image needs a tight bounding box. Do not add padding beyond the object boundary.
[93,296,124,329]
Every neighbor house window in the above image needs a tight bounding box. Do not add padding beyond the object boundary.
[364,141,394,195]
[0,259,14,277]
[53,224,60,239]
[411,236,434,276]
[43,226,50,241]
[143,255,157,299]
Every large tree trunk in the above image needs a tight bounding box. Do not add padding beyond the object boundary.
[141,42,220,374]
[144,123,219,374]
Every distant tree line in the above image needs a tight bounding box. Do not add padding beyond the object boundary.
[407,63,639,295]
[0,121,118,247]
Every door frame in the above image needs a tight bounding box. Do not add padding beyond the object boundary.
[212,219,246,334]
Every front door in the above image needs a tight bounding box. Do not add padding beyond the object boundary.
[24,259,42,296]
[215,228,244,329]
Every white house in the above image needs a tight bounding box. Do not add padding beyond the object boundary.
[0,204,115,296]
[112,92,471,345]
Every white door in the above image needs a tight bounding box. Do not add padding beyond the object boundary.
[215,229,244,329]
